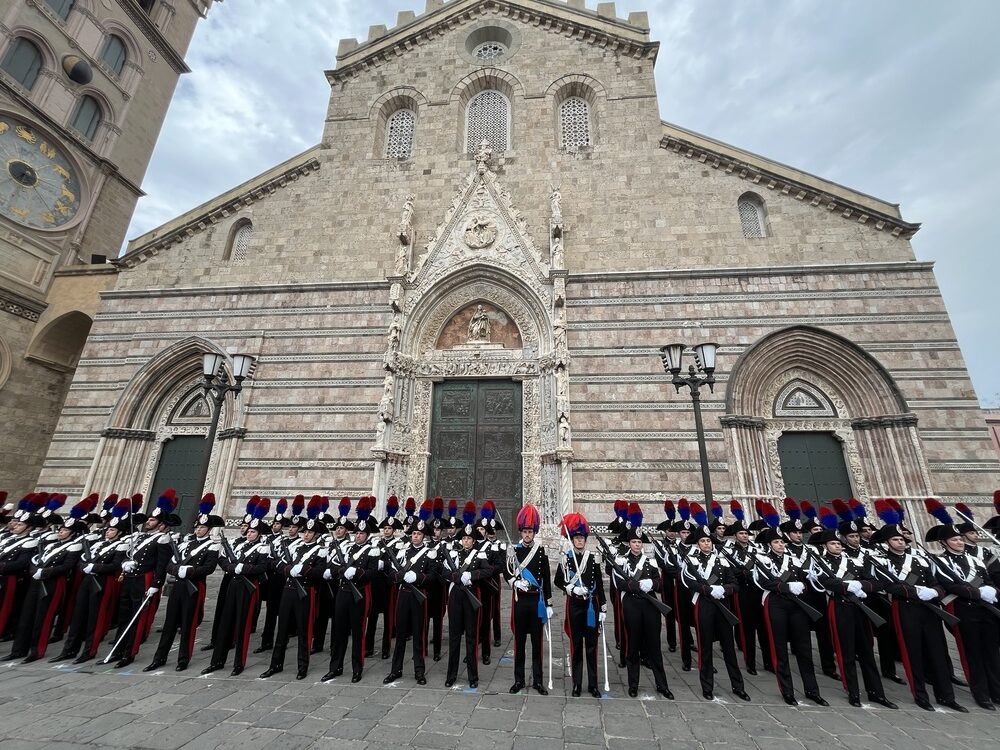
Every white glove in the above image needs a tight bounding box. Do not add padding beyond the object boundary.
[573,585,588,597]
[916,585,936,601]
[514,579,530,592]
[145,587,159,596]
[461,572,472,586]
[639,578,653,593]
[546,606,554,619]
[980,585,998,604]
[614,556,626,567]
[345,566,357,581]
[404,570,417,584]
[598,611,606,623]
[710,585,725,600]
[846,580,864,596]
[177,566,189,579]
[234,564,244,575]
[33,570,42,580]
[378,560,384,571]
[290,563,303,578]
[84,563,95,574]
[565,585,575,597]
[122,561,136,573]
[788,581,805,596]
[323,568,333,580]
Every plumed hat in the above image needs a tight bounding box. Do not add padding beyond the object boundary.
[195,493,225,528]
[516,504,540,533]
[407,499,433,535]
[560,512,589,539]
[380,495,404,530]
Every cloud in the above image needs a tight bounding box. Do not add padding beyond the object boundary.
[126,0,1000,405]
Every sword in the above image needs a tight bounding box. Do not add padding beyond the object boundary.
[100,588,156,664]
[600,618,610,693]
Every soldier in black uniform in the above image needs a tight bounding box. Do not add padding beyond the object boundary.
[654,500,678,653]
[203,495,259,654]
[202,511,274,676]
[752,523,828,706]
[611,505,672,699]
[554,512,606,698]
[606,499,628,653]
[505,504,553,695]
[724,502,770,675]
[0,499,40,641]
[322,500,380,683]
[314,496,350,653]
[144,497,222,672]
[427,496,447,662]
[681,524,749,701]
[365,495,402,659]
[477,500,505,658]
[384,502,439,685]
[443,512,490,689]
[260,504,328,680]
[256,496,295,653]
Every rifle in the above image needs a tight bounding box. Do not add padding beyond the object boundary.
[920,541,1000,621]
[386,548,427,604]
[167,534,198,595]
[80,535,102,594]
[444,547,482,611]
[594,535,672,616]
[328,541,365,604]
[680,554,740,627]
[865,551,960,627]
[218,533,255,593]
[269,536,308,600]
[800,545,886,628]
[718,545,823,622]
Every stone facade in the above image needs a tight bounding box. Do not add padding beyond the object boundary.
[34,0,1000,526]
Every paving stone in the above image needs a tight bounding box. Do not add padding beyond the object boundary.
[467,708,518,730]
[324,719,376,740]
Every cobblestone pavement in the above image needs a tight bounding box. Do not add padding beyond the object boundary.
[1,582,996,750]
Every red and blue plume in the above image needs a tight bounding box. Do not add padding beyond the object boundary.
[800,500,817,521]
[448,499,457,519]
[69,496,92,520]
[663,499,676,521]
[80,493,99,511]
[433,496,444,520]
[627,502,643,529]
[849,498,865,519]
[253,497,270,520]
[761,502,780,528]
[783,497,800,521]
[357,497,372,522]
[291,494,305,516]
[754,498,765,517]
[131,493,143,512]
[710,500,723,520]
[516,504,540,532]
[102,493,118,511]
[819,506,839,530]
[418,500,432,522]
[690,502,707,527]
[462,501,477,525]
[246,495,260,516]
[111,497,130,519]
[875,499,902,526]
[276,498,288,516]
[25,493,43,512]
[730,499,744,522]
[156,493,176,513]
[405,497,416,518]
[46,494,66,512]
[560,512,589,538]
[386,495,400,518]
[955,502,974,522]
[832,499,852,522]
[613,499,627,520]
[306,495,322,520]
[320,496,330,514]
[481,500,496,521]
[199,493,216,515]
[924,498,952,525]
[337,496,350,518]
[887,497,905,521]
[678,498,690,522]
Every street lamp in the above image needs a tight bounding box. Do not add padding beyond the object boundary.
[195,350,256,501]
[659,342,719,503]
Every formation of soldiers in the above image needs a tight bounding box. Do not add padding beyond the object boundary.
[2,487,1000,711]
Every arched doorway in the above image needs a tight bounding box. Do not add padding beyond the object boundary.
[777,432,853,503]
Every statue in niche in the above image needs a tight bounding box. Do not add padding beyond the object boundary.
[550,186,563,225]
[553,323,567,352]
[558,413,571,446]
[551,233,565,270]
[378,374,394,423]
[467,304,491,343]
[396,194,414,274]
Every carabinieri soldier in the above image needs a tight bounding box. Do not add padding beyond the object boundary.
[505,504,553,695]
[554,512,606,698]
[365,495,402,660]
[256,496,296,653]
[724,500,770,675]
[443,506,489,689]
[476,500,505,663]
[0,497,41,641]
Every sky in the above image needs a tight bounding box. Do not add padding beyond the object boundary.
[125,0,1000,405]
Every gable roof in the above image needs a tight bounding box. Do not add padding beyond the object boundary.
[328,0,656,84]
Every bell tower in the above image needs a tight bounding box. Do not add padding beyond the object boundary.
[0,0,221,495]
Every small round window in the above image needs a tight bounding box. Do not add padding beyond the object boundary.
[474,41,507,62]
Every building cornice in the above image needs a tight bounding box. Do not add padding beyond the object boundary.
[660,126,920,240]
[114,0,191,74]
[101,278,390,300]
[328,0,656,85]
[567,260,935,284]
[0,287,46,322]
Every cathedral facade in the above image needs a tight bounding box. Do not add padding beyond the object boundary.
[30,0,1000,530]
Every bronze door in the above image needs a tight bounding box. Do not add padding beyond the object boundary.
[429,380,522,532]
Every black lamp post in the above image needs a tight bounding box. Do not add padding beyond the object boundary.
[195,351,255,501]
[659,342,719,504]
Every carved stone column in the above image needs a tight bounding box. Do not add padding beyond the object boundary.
[86,428,156,496]
[720,416,771,498]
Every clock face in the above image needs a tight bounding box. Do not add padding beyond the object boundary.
[0,117,81,229]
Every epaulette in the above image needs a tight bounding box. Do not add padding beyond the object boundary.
[428,550,437,559]
[368,548,381,556]
[157,536,170,544]
[22,539,38,549]
[66,543,83,553]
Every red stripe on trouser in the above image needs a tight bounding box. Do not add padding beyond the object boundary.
[239,586,259,667]
[133,571,157,654]
[891,600,918,700]
[762,597,782,693]
[90,578,119,657]
[473,602,481,664]
[946,602,972,684]
[61,571,82,630]
[360,585,371,669]
[827,600,848,692]
[733,594,748,665]
[184,581,207,662]
[0,576,17,633]
[306,589,317,651]
[35,578,67,657]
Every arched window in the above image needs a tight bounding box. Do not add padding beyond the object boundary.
[466,89,509,154]
[559,96,591,148]
[45,0,75,20]
[227,220,253,262]
[99,35,128,76]
[384,109,415,159]
[70,95,102,141]
[1,38,43,91]
[738,193,767,238]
